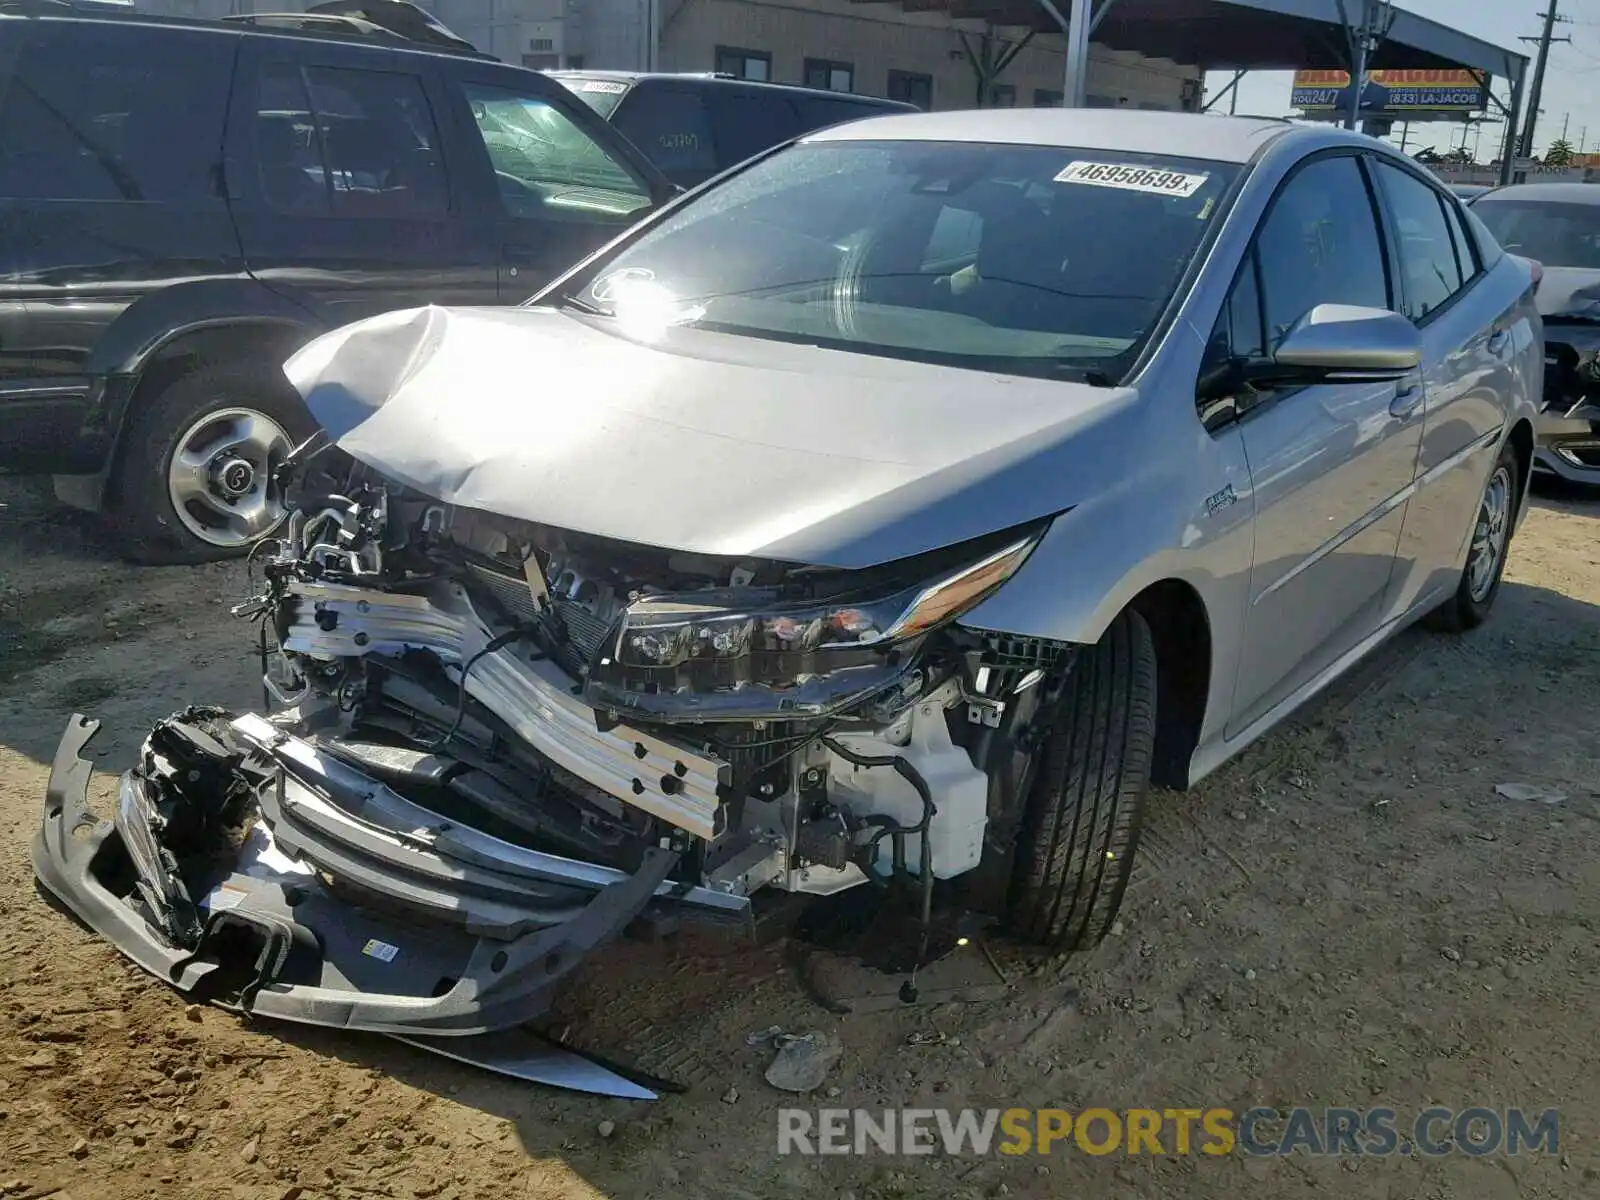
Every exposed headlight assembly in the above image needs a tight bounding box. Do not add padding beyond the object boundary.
[584,529,1044,723]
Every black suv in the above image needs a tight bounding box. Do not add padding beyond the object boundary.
[551,71,919,190]
[0,2,675,561]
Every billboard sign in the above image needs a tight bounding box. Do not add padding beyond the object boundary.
[1291,69,1488,117]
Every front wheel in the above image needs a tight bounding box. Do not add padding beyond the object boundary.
[108,363,316,565]
[1423,441,1520,633]
[1006,608,1157,951]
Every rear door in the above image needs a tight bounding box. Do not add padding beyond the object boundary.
[435,63,660,301]
[1372,158,1520,616]
[0,19,241,471]
[225,35,497,326]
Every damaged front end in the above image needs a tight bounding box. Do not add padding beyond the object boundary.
[34,471,1073,1088]
[1538,316,1600,484]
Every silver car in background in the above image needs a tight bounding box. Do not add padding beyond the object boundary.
[1470,181,1600,485]
[34,111,1542,1061]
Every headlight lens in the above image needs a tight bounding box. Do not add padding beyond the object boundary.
[611,531,1041,669]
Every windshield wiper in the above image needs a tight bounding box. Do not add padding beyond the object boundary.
[554,291,609,316]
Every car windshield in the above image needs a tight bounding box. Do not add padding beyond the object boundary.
[566,140,1240,382]
[1472,198,1600,269]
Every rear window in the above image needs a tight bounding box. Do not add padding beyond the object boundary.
[1471,197,1600,270]
[0,24,231,203]
[611,87,719,183]
[573,141,1239,383]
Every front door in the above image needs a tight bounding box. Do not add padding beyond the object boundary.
[436,65,659,302]
[1225,153,1425,736]
[225,39,498,326]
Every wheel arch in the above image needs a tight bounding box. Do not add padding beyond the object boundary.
[1126,579,1213,790]
[70,282,325,511]
[1507,417,1535,522]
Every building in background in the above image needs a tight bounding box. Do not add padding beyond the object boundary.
[150,0,1201,112]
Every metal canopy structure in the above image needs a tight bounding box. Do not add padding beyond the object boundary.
[850,0,1529,182]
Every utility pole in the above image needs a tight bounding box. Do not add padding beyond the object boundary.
[1561,112,1571,142]
[1339,0,1397,131]
[1519,0,1572,157]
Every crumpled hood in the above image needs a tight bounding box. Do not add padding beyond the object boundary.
[284,305,1140,569]
[1535,266,1600,320]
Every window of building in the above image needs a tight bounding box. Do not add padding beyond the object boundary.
[1086,94,1117,108]
[564,55,585,70]
[990,84,1017,107]
[715,46,771,82]
[0,24,231,202]
[804,58,854,93]
[887,70,933,110]
[1255,155,1389,350]
[1033,88,1064,107]
[1373,161,1469,322]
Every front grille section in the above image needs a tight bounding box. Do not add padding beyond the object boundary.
[549,600,613,678]
[464,561,542,625]
[462,559,616,679]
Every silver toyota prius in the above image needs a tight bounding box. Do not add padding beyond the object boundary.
[35,111,1543,1067]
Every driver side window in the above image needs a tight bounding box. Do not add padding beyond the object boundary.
[1253,155,1389,352]
[461,83,652,222]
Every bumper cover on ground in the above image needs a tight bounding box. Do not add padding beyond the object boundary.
[31,710,743,1095]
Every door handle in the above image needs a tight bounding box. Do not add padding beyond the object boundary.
[1488,328,1510,357]
[1389,383,1424,420]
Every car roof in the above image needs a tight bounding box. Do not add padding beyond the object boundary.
[549,70,918,110]
[803,108,1302,163]
[0,5,493,64]
[1475,181,1600,204]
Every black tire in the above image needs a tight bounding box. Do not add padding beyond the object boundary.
[107,362,316,565]
[1423,440,1520,634]
[1006,608,1157,951]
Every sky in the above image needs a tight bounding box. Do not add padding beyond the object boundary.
[1202,0,1600,158]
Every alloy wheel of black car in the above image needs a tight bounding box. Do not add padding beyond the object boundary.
[111,363,317,564]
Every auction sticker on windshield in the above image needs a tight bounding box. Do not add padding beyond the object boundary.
[1054,161,1210,197]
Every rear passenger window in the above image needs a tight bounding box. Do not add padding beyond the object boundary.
[1374,162,1466,321]
[612,88,718,183]
[794,97,884,132]
[252,63,447,218]
[706,92,802,167]
[1255,155,1389,351]
[0,26,230,203]
[1440,194,1480,282]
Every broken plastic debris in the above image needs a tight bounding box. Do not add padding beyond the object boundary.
[1494,783,1568,805]
[764,1031,843,1094]
[746,1024,785,1048]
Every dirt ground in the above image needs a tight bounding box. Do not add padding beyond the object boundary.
[0,471,1596,1200]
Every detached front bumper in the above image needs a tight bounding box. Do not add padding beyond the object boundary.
[32,710,746,1092]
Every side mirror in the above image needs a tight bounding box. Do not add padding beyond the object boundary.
[1258,304,1422,386]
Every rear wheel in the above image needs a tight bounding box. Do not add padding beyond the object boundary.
[108,363,315,565]
[1006,609,1157,951]
[1423,441,1519,633]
